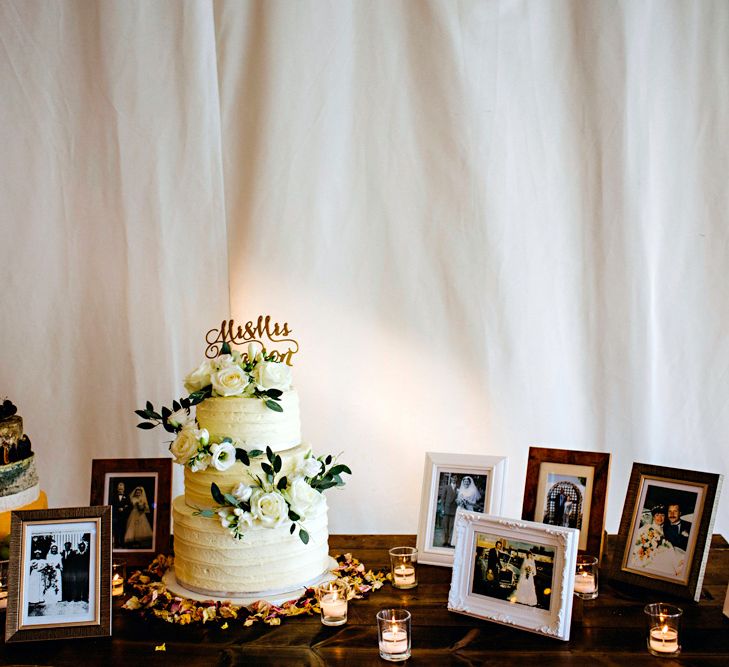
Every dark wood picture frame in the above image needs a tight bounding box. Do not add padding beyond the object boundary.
[610,462,722,602]
[521,447,611,560]
[90,458,171,567]
[5,506,111,642]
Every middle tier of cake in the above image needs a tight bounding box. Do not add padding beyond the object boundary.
[183,443,311,508]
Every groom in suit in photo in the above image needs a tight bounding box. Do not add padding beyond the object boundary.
[441,477,459,547]
[664,503,691,551]
[111,481,131,549]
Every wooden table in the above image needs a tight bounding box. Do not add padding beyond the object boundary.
[1,534,728,665]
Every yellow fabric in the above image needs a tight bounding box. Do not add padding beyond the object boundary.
[0,491,48,539]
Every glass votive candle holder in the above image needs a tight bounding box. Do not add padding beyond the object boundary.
[574,555,598,599]
[111,561,126,597]
[389,547,417,589]
[316,579,349,626]
[644,603,682,657]
[377,608,411,662]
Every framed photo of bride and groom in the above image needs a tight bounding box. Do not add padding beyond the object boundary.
[447,513,579,641]
[611,462,723,601]
[90,458,172,567]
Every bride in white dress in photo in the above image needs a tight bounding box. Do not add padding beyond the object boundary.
[456,476,482,512]
[510,551,538,607]
[630,505,685,579]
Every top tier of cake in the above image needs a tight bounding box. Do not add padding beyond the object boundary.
[195,391,301,452]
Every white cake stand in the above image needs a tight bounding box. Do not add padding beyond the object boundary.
[161,556,338,606]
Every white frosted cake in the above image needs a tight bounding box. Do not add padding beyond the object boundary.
[137,335,349,596]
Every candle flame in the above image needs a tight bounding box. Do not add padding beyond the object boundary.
[662,625,669,634]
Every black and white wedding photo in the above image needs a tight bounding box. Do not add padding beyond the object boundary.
[432,472,488,549]
[471,532,555,612]
[105,473,157,551]
[20,521,98,629]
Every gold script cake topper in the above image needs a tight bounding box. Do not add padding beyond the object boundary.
[205,317,299,365]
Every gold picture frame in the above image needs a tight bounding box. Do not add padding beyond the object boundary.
[5,506,111,642]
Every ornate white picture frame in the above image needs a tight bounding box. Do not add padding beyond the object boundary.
[416,453,507,567]
[447,512,579,641]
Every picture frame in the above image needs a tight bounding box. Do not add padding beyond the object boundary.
[521,446,611,558]
[611,462,723,602]
[447,512,578,641]
[723,583,729,620]
[416,452,507,567]
[90,458,172,566]
[5,506,111,642]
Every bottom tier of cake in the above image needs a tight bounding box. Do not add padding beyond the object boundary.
[172,495,331,595]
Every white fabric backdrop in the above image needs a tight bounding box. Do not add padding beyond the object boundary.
[1,0,727,537]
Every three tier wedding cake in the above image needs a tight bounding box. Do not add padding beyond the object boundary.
[136,319,349,596]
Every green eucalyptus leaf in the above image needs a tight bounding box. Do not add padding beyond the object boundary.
[299,528,309,545]
[221,341,231,355]
[224,493,240,507]
[261,462,273,476]
[248,449,264,459]
[273,456,282,473]
[325,455,332,465]
[266,446,274,462]
[329,464,351,476]
[289,523,296,534]
[146,401,154,412]
[288,509,300,522]
[137,422,156,430]
[264,399,283,413]
[236,449,250,466]
[277,476,288,490]
[134,409,148,419]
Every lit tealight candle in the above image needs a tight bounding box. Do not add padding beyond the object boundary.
[111,561,126,597]
[380,624,408,655]
[393,565,416,587]
[321,592,347,617]
[649,625,679,654]
[574,572,596,594]
[112,573,124,597]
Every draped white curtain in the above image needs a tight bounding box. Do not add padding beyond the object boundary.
[1,1,727,536]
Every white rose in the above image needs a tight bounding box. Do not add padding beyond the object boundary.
[287,477,324,518]
[211,366,250,396]
[232,482,254,503]
[299,456,323,478]
[190,453,211,472]
[253,361,292,391]
[169,425,202,464]
[167,407,193,430]
[250,490,288,528]
[184,360,213,393]
[210,441,237,471]
[212,354,236,371]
